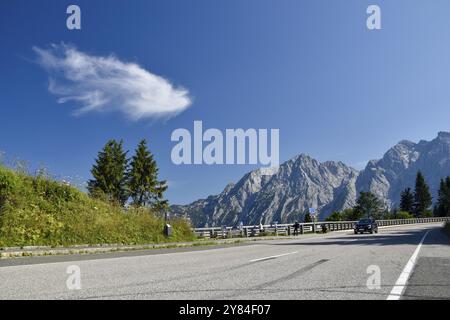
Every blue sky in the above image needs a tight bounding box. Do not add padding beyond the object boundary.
[1,0,450,204]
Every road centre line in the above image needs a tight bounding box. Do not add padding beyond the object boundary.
[249,251,298,262]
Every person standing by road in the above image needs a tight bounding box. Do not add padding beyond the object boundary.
[293,221,300,236]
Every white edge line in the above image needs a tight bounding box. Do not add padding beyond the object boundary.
[250,251,298,262]
[386,230,430,300]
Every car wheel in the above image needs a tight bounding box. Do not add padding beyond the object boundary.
[354,231,357,234]
[370,230,373,234]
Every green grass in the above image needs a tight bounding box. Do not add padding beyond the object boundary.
[0,165,195,247]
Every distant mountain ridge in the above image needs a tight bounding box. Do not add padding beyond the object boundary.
[171,132,450,227]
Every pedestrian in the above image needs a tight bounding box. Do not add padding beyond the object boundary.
[293,221,300,236]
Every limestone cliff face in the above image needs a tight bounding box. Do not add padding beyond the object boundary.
[171,132,450,227]
[355,132,450,210]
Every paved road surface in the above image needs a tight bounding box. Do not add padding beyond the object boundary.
[0,223,448,300]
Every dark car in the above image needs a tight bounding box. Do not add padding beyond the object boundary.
[354,218,378,234]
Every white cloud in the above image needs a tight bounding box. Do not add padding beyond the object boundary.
[33,44,191,120]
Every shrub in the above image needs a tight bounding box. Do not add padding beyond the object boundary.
[326,212,343,221]
[395,211,414,219]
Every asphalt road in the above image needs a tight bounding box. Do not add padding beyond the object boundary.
[0,223,448,300]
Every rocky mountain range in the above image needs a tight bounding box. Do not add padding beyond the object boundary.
[171,132,450,227]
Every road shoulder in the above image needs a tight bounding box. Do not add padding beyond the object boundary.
[402,228,450,300]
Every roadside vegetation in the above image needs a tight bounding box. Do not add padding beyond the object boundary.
[0,140,194,247]
[326,171,450,221]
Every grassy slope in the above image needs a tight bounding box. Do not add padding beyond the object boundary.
[0,166,194,247]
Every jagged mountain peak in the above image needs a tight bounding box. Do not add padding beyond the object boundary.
[172,132,450,227]
[436,131,450,143]
[356,132,450,208]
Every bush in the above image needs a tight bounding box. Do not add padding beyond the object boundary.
[394,211,414,219]
[326,212,343,221]
[0,166,194,247]
[421,210,433,218]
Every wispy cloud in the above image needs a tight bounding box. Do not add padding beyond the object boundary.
[33,44,191,120]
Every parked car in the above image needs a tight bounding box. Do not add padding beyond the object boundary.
[354,218,378,234]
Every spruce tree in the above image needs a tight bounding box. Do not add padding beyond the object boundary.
[88,139,129,205]
[128,139,168,209]
[354,191,383,219]
[446,177,450,216]
[400,187,414,214]
[447,177,450,216]
[413,171,432,217]
[436,177,450,217]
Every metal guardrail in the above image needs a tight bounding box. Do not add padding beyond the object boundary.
[193,217,450,239]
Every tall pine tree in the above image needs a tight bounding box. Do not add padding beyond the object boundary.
[446,177,450,216]
[88,139,129,205]
[354,191,384,219]
[413,171,432,217]
[400,187,414,214]
[128,139,168,209]
[436,177,450,217]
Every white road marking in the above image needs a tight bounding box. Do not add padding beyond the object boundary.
[386,230,430,300]
[250,251,298,262]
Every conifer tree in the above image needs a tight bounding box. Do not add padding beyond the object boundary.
[354,191,383,218]
[413,171,432,217]
[88,139,129,205]
[128,139,168,209]
[400,187,414,214]
[436,177,450,217]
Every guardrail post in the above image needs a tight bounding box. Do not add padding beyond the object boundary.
[287,226,291,236]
